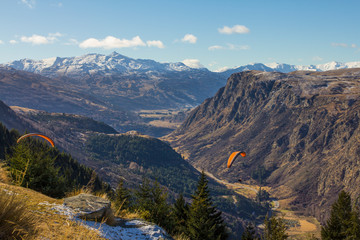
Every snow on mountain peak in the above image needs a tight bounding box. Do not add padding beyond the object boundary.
[3,53,360,76]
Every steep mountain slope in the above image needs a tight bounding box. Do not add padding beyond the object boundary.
[0,100,36,133]
[165,69,360,223]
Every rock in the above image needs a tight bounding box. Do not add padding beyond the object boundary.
[63,193,115,225]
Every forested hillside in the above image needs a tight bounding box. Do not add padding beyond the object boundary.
[0,122,109,197]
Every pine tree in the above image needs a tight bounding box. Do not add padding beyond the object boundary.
[6,142,66,198]
[321,190,355,240]
[241,222,258,240]
[172,193,189,235]
[135,178,171,229]
[114,179,131,212]
[150,180,171,229]
[262,215,288,240]
[346,206,360,239]
[187,171,228,240]
[135,177,153,215]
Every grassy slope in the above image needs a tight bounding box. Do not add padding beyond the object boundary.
[0,181,105,239]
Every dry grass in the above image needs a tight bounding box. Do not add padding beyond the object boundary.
[0,162,11,184]
[65,186,94,198]
[39,215,106,240]
[0,183,105,239]
[173,233,190,240]
[0,188,39,239]
[65,186,109,200]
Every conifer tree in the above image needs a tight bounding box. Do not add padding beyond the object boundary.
[135,177,153,214]
[241,222,258,240]
[262,215,288,240]
[114,179,131,212]
[172,193,189,235]
[150,180,171,229]
[6,142,66,198]
[135,178,171,229]
[321,190,360,240]
[187,171,228,240]
[346,207,360,239]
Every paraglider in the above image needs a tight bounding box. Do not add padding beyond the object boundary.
[17,133,55,147]
[227,151,246,168]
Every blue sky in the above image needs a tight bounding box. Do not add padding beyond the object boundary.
[1,0,359,71]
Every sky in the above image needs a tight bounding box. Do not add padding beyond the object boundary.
[0,0,359,71]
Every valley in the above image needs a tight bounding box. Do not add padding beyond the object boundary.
[1,53,360,238]
[201,168,321,239]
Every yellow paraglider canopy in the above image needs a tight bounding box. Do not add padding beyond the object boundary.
[17,133,55,147]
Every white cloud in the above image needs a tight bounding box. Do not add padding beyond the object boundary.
[10,40,17,44]
[146,40,165,48]
[0,40,3,44]
[64,38,79,46]
[227,43,250,50]
[214,66,231,72]
[332,42,348,48]
[21,35,49,44]
[331,42,359,50]
[182,59,204,69]
[312,56,323,61]
[182,34,197,44]
[208,43,249,51]
[218,25,250,34]
[208,45,224,50]
[20,33,62,45]
[21,0,36,9]
[79,36,146,49]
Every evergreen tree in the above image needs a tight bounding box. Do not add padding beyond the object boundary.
[321,191,354,240]
[7,142,66,198]
[241,222,258,240]
[135,178,172,229]
[172,193,189,235]
[321,190,360,240]
[135,177,153,214]
[346,206,360,239]
[187,171,228,240]
[114,179,131,212]
[262,215,288,240]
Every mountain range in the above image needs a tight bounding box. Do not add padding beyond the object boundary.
[4,52,360,75]
[164,68,360,223]
[3,52,225,110]
[1,52,360,234]
[2,53,359,137]
[220,61,360,76]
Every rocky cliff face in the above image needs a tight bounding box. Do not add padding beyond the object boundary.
[165,69,360,222]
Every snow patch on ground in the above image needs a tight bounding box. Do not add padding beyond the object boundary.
[39,201,171,240]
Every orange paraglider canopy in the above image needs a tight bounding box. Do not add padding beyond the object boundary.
[17,133,55,147]
[227,151,246,168]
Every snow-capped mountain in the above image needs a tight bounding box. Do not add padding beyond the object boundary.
[4,52,199,78]
[4,52,359,77]
[220,61,360,76]
[1,52,224,113]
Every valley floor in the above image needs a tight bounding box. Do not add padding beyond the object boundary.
[199,169,322,239]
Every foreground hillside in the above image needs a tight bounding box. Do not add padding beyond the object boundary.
[164,68,360,223]
[0,101,267,238]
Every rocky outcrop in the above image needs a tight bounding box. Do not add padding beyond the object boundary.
[165,69,360,223]
[64,193,115,225]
